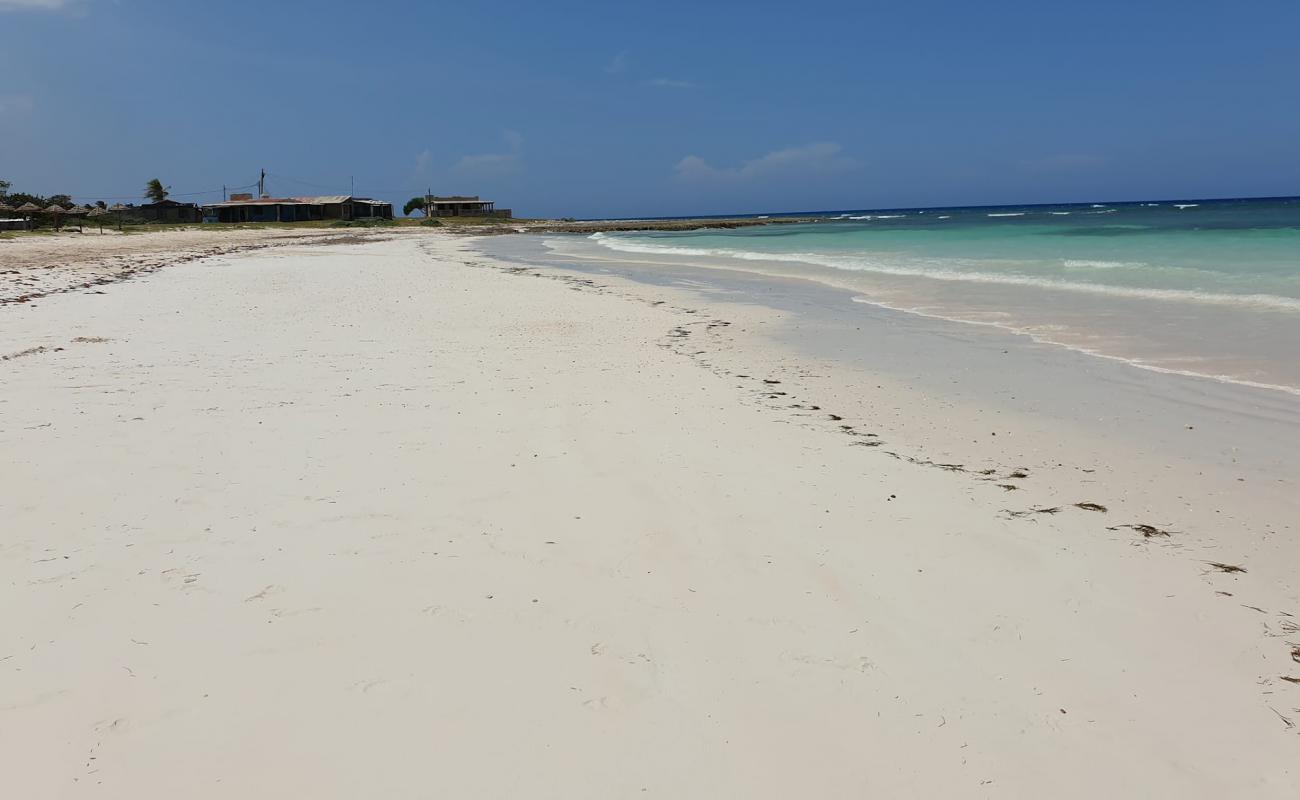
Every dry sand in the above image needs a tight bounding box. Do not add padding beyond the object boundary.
[1,233,1297,797]
[0,227,365,305]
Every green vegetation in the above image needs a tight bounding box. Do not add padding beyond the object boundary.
[403,196,427,217]
[1,176,73,213]
[419,218,443,227]
[145,178,168,203]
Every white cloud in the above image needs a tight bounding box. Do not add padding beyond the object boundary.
[0,0,83,11]
[0,94,35,116]
[647,78,695,89]
[604,51,629,74]
[413,149,432,175]
[674,142,859,183]
[453,130,524,176]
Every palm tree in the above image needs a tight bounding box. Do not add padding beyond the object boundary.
[145,178,169,203]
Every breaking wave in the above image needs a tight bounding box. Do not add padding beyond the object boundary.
[586,234,1300,313]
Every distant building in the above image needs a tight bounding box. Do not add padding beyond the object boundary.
[425,196,510,218]
[136,199,203,223]
[200,194,393,223]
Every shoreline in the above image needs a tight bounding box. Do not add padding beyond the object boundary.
[555,229,1300,397]
[2,232,1297,796]
[476,232,1300,531]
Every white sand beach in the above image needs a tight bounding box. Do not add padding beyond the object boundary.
[2,233,1298,797]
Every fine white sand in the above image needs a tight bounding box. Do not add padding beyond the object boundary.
[2,234,1297,797]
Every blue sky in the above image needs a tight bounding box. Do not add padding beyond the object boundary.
[2,0,1298,218]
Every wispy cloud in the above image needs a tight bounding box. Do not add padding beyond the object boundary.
[408,149,433,183]
[674,142,859,183]
[453,130,524,176]
[0,94,35,116]
[0,0,86,11]
[604,51,629,75]
[646,78,696,89]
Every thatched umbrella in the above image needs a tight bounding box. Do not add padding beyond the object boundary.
[0,202,12,213]
[40,203,69,230]
[16,202,41,213]
[86,205,112,232]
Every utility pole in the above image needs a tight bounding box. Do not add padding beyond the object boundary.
[426,186,431,217]
[222,184,227,202]
[258,169,266,198]
[350,175,355,198]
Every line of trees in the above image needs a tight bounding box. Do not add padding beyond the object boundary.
[0,178,74,210]
[1,176,171,210]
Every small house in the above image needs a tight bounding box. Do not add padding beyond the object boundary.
[201,195,393,223]
[425,196,510,218]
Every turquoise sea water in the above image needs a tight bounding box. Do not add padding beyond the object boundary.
[575,197,1300,393]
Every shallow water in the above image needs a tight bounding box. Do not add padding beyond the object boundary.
[575,198,1300,393]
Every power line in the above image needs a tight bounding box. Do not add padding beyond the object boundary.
[259,171,419,197]
[61,181,261,202]
[265,172,349,191]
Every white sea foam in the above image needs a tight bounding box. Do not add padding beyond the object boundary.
[586,235,1300,313]
[1063,259,1147,270]
[1175,204,1199,209]
[987,212,1024,217]
[937,215,951,219]
[1049,212,1071,215]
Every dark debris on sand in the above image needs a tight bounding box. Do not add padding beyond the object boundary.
[1108,523,1172,538]
[1006,506,1062,518]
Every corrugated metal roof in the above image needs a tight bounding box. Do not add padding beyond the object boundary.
[201,197,308,208]
[202,196,393,208]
